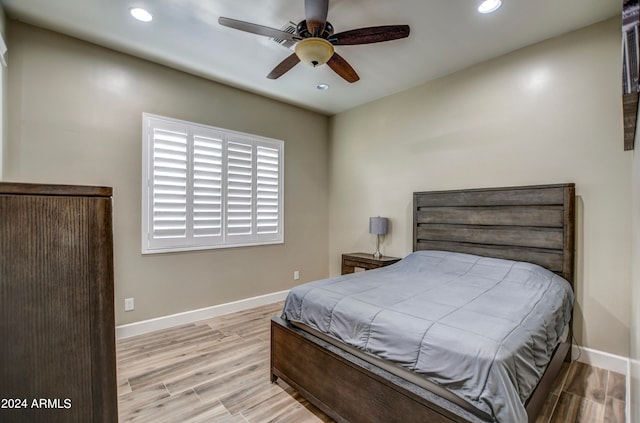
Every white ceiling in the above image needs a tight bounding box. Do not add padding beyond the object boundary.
[0,0,621,115]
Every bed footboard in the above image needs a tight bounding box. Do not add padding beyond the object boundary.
[271,316,570,423]
[270,316,484,423]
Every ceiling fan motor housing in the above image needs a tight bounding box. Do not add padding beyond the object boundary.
[296,20,334,39]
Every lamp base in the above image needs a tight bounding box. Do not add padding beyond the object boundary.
[373,234,382,259]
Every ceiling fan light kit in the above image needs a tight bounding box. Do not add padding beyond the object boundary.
[295,38,334,67]
[218,0,410,83]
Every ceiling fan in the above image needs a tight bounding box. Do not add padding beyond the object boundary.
[218,0,410,83]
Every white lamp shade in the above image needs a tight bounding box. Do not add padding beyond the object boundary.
[369,217,388,235]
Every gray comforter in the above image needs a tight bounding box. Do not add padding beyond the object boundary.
[281,250,574,423]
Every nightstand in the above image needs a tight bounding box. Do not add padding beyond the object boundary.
[341,252,401,275]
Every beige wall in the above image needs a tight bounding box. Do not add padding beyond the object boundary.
[4,21,330,325]
[631,133,640,418]
[329,17,631,356]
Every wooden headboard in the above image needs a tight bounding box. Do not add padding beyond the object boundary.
[413,183,575,284]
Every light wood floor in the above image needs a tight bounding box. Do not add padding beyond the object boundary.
[117,302,625,423]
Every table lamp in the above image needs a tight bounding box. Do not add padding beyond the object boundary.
[369,217,388,259]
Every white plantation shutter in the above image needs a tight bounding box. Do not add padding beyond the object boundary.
[192,129,224,242]
[226,140,253,241]
[256,145,280,237]
[149,121,188,246]
[142,114,283,253]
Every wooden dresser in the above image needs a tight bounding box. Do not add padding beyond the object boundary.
[0,182,117,422]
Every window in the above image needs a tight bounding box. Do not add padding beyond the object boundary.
[142,113,284,254]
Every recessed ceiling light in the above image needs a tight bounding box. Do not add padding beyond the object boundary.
[316,83,330,91]
[130,7,153,22]
[478,0,502,14]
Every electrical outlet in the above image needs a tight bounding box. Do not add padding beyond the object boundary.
[125,297,135,312]
[293,270,300,280]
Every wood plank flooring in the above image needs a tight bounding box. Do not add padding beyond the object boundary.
[117,302,625,423]
[535,359,626,423]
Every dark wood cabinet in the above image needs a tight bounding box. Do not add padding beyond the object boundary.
[0,182,117,423]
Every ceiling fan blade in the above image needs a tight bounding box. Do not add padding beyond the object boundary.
[305,0,329,36]
[329,25,410,45]
[327,53,360,83]
[267,53,301,79]
[219,17,301,42]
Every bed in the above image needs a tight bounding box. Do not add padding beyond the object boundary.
[271,183,575,423]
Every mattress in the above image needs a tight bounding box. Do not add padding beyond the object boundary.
[281,250,574,423]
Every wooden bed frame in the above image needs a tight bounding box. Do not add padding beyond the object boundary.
[271,183,575,423]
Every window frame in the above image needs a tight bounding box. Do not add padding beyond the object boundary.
[141,113,284,254]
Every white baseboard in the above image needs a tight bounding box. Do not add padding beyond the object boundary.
[115,290,290,340]
[572,345,629,375]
